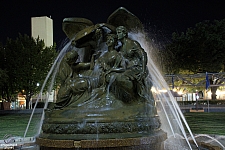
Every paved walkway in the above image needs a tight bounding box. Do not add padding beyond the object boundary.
[0,135,224,150]
[0,137,37,150]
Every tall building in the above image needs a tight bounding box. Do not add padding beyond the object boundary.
[31,16,53,46]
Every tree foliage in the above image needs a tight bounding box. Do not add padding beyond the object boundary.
[164,19,225,99]
[165,19,225,74]
[0,34,57,108]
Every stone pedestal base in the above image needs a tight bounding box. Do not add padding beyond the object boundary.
[36,130,166,150]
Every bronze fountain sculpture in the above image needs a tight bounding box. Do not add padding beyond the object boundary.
[36,7,167,150]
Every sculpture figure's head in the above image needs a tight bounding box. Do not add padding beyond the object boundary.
[116,26,128,40]
[64,50,79,65]
[106,34,118,48]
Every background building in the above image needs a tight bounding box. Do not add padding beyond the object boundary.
[31,16,53,47]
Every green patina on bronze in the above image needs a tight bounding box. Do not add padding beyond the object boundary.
[38,7,166,149]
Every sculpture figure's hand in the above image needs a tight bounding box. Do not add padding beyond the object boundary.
[71,40,76,46]
[137,72,144,81]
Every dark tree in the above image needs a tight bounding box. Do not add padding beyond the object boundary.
[1,34,57,108]
[165,19,225,99]
[166,19,225,73]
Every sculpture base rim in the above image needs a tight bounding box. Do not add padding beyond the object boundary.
[36,130,167,150]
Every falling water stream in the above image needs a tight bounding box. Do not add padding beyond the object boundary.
[23,40,73,138]
[129,32,198,149]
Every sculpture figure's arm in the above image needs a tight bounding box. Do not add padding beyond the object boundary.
[132,43,148,80]
[71,62,91,72]
[112,53,122,69]
[141,49,148,73]
[138,48,148,80]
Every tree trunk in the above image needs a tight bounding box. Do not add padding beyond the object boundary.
[211,86,217,100]
[2,102,10,110]
[26,96,31,109]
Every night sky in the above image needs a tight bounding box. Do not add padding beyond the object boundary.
[1,0,225,48]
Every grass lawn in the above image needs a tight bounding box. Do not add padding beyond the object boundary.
[183,112,225,135]
[0,112,225,140]
[0,113,42,139]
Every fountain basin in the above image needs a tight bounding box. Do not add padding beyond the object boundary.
[36,129,166,149]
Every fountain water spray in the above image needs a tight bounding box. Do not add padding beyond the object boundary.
[21,7,225,150]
